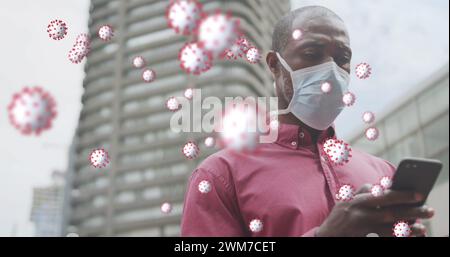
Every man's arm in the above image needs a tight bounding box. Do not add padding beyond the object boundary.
[181,167,246,236]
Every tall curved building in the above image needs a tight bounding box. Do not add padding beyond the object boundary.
[63,0,290,236]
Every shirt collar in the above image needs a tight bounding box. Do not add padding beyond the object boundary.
[275,122,337,149]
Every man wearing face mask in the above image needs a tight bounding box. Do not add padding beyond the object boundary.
[180,6,434,237]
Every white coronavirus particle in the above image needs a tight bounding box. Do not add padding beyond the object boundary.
[246,47,261,64]
[47,19,68,40]
[166,97,180,112]
[182,141,200,159]
[89,148,110,168]
[336,184,355,202]
[365,127,379,141]
[323,139,352,166]
[8,86,57,136]
[355,62,372,79]
[142,68,156,83]
[371,184,384,197]
[132,56,146,69]
[179,42,212,75]
[249,219,263,233]
[98,24,114,41]
[342,92,356,107]
[166,0,203,35]
[198,180,212,194]
[223,36,251,60]
[184,88,194,100]
[321,82,332,94]
[204,136,215,148]
[380,176,392,189]
[292,29,303,40]
[362,111,376,124]
[161,202,172,214]
[197,11,240,57]
[68,33,91,64]
[393,221,411,237]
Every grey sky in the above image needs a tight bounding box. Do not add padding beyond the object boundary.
[0,0,448,236]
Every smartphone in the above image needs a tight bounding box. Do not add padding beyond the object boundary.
[391,158,443,206]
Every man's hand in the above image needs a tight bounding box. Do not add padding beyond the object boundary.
[316,184,434,237]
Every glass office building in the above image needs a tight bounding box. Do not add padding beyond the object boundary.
[348,64,449,236]
[63,0,289,236]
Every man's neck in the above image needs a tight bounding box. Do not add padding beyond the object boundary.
[278,113,323,143]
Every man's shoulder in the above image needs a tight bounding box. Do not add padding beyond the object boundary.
[352,147,397,175]
[196,148,240,175]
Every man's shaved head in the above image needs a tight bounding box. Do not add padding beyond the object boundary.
[272,6,345,53]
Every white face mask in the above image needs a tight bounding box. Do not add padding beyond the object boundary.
[274,52,350,130]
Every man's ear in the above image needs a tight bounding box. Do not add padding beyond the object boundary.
[266,51,279,77]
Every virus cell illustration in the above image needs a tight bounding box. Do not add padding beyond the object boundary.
[166,0,203,35]
[7,86,57,136]
[182,141,200,159]
[246,47,261,64]
[249,219,263,233]
[47,19,68,40]
[179,42,212,75]
[88,148,110,168]
[321,82,332,94]
[336,184,355,202]
[68,33,91,64]
[98,24,114,41]
[365,127,379,141]
[342,92,356,107]
[292,29,303,40]
[371,184,384,197]
[184,88,194,100]
[380,176,392,189]
[142,68,156,83]
[219,102,260,152]
[166,97,180,112]
[197,11,240,57]
[223,36,251,60]
[204,136,215,148]
[323,138,352,166]
[132,56,146,69]
[362,111,375,124]
[161,202,172,214]
[355,62,372,79]
[269,119,279,131]
[198,180,212,194]
[393,221,411,237]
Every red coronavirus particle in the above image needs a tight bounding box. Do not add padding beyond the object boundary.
[182,141,200,159]
[166,0,203,35]
[355,62,372,79]
[249,219,263,233]
[197,10,240,57]
[371,184,384,197]
[8,86,57,136]
[142,68,156,83]
[179,42,212,75]
[68,33,91,64]
[321,82,333,94]
[342,91,356,107]
[336,184,355,202]
[98,24,114,41]
[365,127,380,141]
[323,138,352,166]
[380,176,392,189]
[362,111,376,124]
[393,221,412,237]
[198,180,212,194]
[184,88,194,100]
[223,36,251,60]
[204,136,215,148]
[292,29,303,40]
[47,19,68,40]
[89,148,110,168]
[132,56,146,69]
[246,47,261,64]
[166,97,181,112]
[161,202,172,214]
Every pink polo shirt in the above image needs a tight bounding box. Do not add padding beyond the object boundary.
[180,123,396,236]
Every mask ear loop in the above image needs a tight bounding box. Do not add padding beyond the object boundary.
[273,52,294,116]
